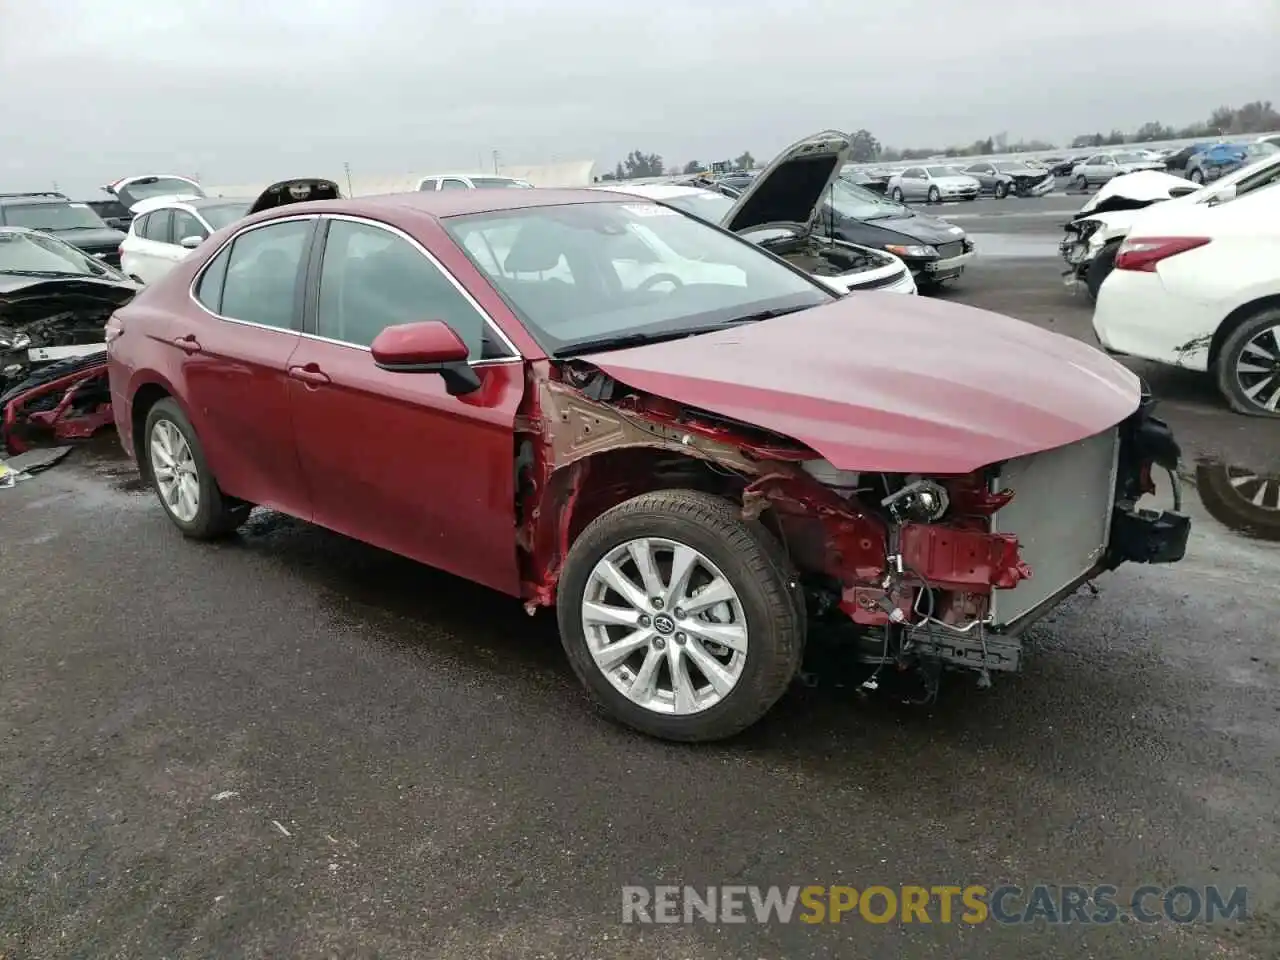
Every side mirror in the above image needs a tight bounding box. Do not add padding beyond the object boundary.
[180,235,204,249]
[369,320,480,395]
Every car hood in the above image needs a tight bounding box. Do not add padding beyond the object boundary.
[1077,170,1201,216]
[0,276,138,326]
[578,294,1140,475]
[723,131,850,236]
[247,178,343,216]
[41,226,127,250]
[864,209,967,244]
[1118,162,1166,172]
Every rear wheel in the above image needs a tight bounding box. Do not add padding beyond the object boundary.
[1074,174,1088,191]
[1215,306,1280,417]
[1084,239,1122,302]
[143,398,251,537]
[557,490,804,742]
[1189,169,1204,184]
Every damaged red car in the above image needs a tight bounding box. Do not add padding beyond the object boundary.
[106,185,1190,742]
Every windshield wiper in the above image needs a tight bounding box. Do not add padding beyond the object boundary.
[0,268,88,278]
[719,305,809,325]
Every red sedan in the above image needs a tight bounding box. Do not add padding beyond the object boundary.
[105,187,1189,741]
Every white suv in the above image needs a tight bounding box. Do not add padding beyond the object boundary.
[416,174,534,191]
[119,196,250,284]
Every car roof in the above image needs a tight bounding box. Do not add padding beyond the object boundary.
[592,183,707,199]
[0,194,68,207]
[244,189,623,223]
[420,173,525,180]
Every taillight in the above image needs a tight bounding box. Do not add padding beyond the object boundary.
[1115,236,1210,272]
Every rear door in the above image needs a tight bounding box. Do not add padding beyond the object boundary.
[285,215,525,595]
[178,216,317,518]
[129,210,175,284]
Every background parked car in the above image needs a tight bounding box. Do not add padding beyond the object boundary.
[0,226,136,400]
[0,192,126,266]
[1071,151,1165,188]
[120,179,341,284]
[416,174,534,191]
[84,199,134,231]
[1185,141,1278,184]
[818,177,974,289]
[960,160,1056,198]
[887,166,980,203]
[1092,178,1280,418]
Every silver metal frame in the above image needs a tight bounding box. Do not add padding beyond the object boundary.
[186,212,523,367]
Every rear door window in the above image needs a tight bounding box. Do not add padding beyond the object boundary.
[439,178,470,191]
[140,210,173,243]
[171,210,208,244]
[217,219,312,329]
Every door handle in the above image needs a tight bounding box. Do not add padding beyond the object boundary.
[288,363,331,386]
[172,333,202,354]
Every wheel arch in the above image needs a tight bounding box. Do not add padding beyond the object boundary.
[1208,294,1280,369]
[128,377,188,479]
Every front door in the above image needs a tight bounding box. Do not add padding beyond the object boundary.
[130,209,175,284]
[178,216,316,519]
[286,216,524,596]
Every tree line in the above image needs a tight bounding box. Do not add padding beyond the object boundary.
[599,100,1279,180]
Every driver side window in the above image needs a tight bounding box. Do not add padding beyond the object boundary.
[315,219,510,360]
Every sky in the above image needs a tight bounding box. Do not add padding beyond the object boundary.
[2,0,1277,195]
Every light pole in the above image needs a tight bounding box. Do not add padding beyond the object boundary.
[343,162,353,196]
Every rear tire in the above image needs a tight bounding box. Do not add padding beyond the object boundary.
[143,398,251,538]
[1215,306,1280,418]
[1074,174,1088,191]
[556,490,804,742]
[1189,169,1204,184]
[1085,240,1122,303]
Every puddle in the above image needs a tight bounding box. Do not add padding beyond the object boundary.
[966,233,1061,259]
[1189,459,1280,542]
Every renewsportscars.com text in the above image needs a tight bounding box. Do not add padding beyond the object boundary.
[621,884,1247,925]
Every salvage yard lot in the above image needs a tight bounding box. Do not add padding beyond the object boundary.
[1,198,1278,959]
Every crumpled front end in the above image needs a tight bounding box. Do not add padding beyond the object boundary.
[516,360,1189,693]
[1011,173,1056,197]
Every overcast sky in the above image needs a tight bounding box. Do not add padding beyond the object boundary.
[2,0,1276,194]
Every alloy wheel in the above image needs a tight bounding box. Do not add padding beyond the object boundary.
[150,419,200,522]
[1235,323,1280,413]
[581,537,748,716]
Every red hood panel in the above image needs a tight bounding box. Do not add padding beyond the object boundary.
[582,293,1141,474]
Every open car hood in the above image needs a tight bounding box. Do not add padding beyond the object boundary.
[103,175,207,212]
[247,178,342,215]
[723,131,851,237]
[0,277,138,327]
[1076,170,1200,217]
[578,294,1140,475]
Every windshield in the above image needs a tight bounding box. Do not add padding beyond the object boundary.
[1246,142,1279,158]
[925,166,955,177]
[661,191,735,224]
[0,229,122,277]
[117,177,203,204]
[198,202,250,230]
[1113,152,1146,164]
[469,177,534,189]
[995,162,1031,172]
[2,201,107,231]
[443,200,832,355]
[829,178,905,220]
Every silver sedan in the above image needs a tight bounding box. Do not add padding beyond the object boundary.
[887,165,981,203]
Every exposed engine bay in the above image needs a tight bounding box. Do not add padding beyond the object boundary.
[513,360,1190,699]
[1,280,135,453]
[757,233,894,278]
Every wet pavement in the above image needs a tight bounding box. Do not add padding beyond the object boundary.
[2,222,1279,958]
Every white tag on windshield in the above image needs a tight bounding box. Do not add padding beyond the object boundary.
[622,203,677,217]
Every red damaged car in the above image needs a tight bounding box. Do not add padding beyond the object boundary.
[105,173,1190,741]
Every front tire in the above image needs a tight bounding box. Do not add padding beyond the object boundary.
[143,398,251,538]
[927,186,940,203]
[994,181,1008,199]
[1074,174,1088,191]
[557,490,804,742]
[891,187,904,202]
[1215,307,1280,417]
[1189,169,1204,184]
